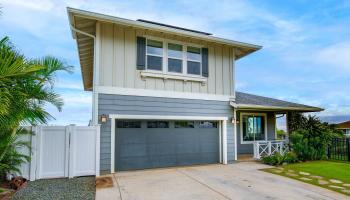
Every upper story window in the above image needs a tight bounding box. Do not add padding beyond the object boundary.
[168,43,183,73]
[187,46,201,75]
[144,38,204,77]
[146,39,163,71]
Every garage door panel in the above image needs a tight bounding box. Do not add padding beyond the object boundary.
[118,157,151,170]
[119,144,147,157]
[153,155,177,168]
[119,130,147,144]
[116,120,219,171]
[176,142,200,154]
[176,153,198,165]
[159,144,177,155]
[200,142,219,152]
[200,153,218,163]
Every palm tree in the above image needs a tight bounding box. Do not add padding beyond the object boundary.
[0,36,72,178]
[0,36,72,129]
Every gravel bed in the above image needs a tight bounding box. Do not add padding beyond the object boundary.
[11,176,95,200]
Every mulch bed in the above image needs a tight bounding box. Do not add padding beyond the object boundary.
[11,176,95,200]
[0,179,17,200]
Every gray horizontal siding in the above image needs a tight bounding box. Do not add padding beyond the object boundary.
[98,94,235,172]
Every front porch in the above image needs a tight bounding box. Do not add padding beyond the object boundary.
[234,110,289,160]
[232,92,324,161]
[237,140,287,161]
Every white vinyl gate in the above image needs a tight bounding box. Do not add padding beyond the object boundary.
[17,125,100,181]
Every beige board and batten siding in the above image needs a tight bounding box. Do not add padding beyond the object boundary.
[98,22,235,96]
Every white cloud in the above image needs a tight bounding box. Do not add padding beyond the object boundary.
[1,0,55,11]
[61,92,91,106]
[312,42,350,71]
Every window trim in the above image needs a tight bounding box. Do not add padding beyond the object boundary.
[240,112,268,144]
[146,39,164,72]
[144,36,204,78]
[186,46,202,76]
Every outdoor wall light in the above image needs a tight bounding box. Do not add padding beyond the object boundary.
[100,114,108,123]
[231,117,239,124]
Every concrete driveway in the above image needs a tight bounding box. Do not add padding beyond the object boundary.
[96,162,349,200]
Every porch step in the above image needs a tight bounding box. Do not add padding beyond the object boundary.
[237,154,257,162]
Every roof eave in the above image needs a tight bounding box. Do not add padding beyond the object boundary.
[230,102,324,112]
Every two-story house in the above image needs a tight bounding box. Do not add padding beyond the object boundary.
[68,8,323,174]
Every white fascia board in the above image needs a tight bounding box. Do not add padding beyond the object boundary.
[230,102,323,112]
[109,114,228,121]
[97,86,234,102]
[66,7,261,50]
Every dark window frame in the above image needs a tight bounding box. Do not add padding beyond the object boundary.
[147,121,170,128]
[199,121,218,128]
[117,121,142,128]
[174,121,195,128]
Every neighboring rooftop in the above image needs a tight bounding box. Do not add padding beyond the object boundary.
[336,121,350,129]
[234,92,324,112]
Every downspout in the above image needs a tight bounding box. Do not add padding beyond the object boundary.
[70,24,98,125]
[70,24,101,176]
[230,101,238,161]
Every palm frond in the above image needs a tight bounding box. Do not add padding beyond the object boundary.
[30,56,73,87]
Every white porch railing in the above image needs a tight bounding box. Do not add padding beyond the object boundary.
[253,140,288,159]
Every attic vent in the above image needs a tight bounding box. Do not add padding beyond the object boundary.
[137,19,212,35]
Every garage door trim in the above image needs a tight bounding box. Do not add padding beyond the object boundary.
[109,114,228,173]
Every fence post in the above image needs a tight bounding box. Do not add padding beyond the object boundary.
[253,142,256,159]
[347,138,350,162]
[95,125,101,177]
[268,141,272,156]
[279,142,283,155]
[68,125,76,178]
[29,126,38,181]
[327,144,330,160]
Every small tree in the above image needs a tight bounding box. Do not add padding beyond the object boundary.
[276,129,286,140]
[287,112,306,133]
[289,115,344,161]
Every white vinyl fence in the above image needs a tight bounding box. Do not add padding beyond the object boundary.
[17,125,100,181]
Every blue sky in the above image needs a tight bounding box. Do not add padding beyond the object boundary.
[0,0,349,125]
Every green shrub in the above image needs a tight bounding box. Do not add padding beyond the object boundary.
[284,151,298,163]
[261,152,298,166]
[276,129,286,140]
[289,116,343,161]
[0,128,31,180]
[288,114,344,161]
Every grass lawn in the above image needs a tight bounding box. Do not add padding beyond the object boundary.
[262,161,350,196]
[282,161,350,183]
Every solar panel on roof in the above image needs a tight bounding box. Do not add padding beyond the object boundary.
[137,19,212,35]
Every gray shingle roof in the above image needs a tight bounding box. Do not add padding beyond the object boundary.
[234,91,323,112]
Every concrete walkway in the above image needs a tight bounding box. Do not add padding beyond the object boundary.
[96,162,349,200]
